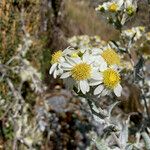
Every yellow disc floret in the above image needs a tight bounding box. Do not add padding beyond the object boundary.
[71,63,91,81]
[101,48,120,65]
[126,6,134,16]
[103,69,120,89]
[108,3,118,12]
[71,53,79,58]
[51,50,62,64]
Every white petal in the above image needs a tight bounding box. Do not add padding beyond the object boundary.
[117,0,124,7]
[49,63,57,74]
[63,47,75,55]
[86,82,90,92]
[59,57,65,63]
[79,80,89,94]
[101,89,109,96]
[99,61,107,71]
[61,63,72,69]
[94,85,104,95]
[114,84,122,97]
[66,56,81,65]
[83,52,93,63]
[92,72,103,80]
[65,56,76,66]
[111,64,119,70]
[53,69,57,78]
[60,72,71,79]
[92,48,102,54]
[89,80,102,86]
[82,52,88,61]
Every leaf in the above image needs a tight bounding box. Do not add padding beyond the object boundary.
[141,132,150,150]
[119,117,130,148]
[125,144,133,150]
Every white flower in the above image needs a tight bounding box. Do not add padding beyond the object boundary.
[121,26,145,41]
[49,47,76,78]
[92,45,121,67]
[96,0,124,12]
[89,48,107,71]
[124,0,137,16]
[121,0,138,24]
[91,67,122,97]
[60,52,102,94]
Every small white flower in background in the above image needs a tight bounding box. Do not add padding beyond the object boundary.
[67,36,78,47]
[121,26,145,41]
[20,70,32,82]
[96,0,138,27]
[96,0,124,12]
[68,35,107,50]
[124,0,137,16]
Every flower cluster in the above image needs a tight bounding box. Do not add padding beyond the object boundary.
[96,0,138,28]
[49,46,122,97]
[68,35,107,50]
[121,26,145,41]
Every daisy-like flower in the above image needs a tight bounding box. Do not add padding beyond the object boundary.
[91,67,122,97]
[121,26,145,41]
[60,52,102,94]
[92,45,120,66]
[89,48,107,71]
[49,47,76,78]
[101,47,120,66]
[124,0,137,16]
[96,0,124,13]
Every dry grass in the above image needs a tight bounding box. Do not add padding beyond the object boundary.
[63,0,119,41]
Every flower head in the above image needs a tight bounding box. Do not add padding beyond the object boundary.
[108,3,118,12]
[126,6,134,16]
[51,50,63,64]
[91,67,122,97]
[71,63,91,81]
[60,52,101,94]
[49,47,77,78]
[101,48,120,66]
[103,68,120,89]
[121,26,145,41]
[124,0,137,16]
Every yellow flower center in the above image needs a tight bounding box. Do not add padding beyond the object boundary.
[71,53,79,58]
[51,50,62,64]
[139,26,145,32]
[71,63,91,81]
[103,69,120,89]
[109,3,118,12]
[101,49,120,65]
[126,6,134,16]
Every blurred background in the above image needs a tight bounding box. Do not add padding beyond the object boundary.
[0,0,150,149]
